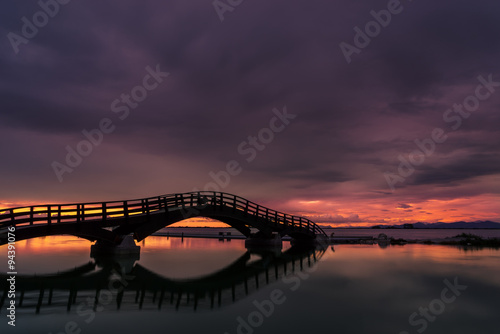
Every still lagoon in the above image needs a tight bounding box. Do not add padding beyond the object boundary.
[1,229,500,334]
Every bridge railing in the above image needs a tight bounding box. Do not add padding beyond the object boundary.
[0,192,327,238]
[172,192,326,237]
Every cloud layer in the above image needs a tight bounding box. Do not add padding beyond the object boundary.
[1,0,499,224]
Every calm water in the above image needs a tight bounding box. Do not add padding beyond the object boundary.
[157,227,500,240]
[322,228,500,239]
[1,235,500,334]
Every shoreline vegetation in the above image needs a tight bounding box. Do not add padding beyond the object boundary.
[331,233,500,248]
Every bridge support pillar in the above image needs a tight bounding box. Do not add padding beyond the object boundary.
[90,235,140,256]
[91,252,140,274]
[245,233,282,251]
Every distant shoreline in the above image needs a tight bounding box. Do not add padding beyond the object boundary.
[161,226,500,230]
[152,230,500,247]
[324,227,500,230]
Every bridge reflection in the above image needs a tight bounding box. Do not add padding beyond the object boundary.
[0,245,328,314]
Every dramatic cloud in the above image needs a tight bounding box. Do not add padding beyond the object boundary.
[0,0,499,224]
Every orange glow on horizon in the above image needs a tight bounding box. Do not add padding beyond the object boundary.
[0,235,246,254]
[1,192,498,227]
[4,235,91,254]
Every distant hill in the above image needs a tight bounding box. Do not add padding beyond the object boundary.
[372,221,500,229]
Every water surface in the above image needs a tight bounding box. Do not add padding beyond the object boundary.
[1,236,499,334]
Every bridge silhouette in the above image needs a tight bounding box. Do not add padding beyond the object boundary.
[0,192,328,249]
[0,245,327,313]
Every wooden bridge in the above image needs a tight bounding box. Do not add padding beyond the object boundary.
[0,192,328,248]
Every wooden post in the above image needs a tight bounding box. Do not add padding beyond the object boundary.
[196,192,202,208]
[163,198,169,218]
[158,289,165,310]
[101,202,108,222]
[19,291,25,307]
[124,201,129,224]
[47,206,52,225]
[36,287,45,313]
[81,204,85,222]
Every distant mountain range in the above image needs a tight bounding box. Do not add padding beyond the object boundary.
[372,221,500,229]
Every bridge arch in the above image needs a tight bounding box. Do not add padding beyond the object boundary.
[0,192,328,246]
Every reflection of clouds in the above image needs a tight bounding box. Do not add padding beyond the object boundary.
[139,239,247,279]
[319,244,500,289]
[140,235,246,250]
[0,242,325,317]
[0,239,496,333]
[1,235,249,277]
[279,245,500,333]
[11,235,91,253]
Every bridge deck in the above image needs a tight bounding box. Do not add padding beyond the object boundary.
[0,192,327,245]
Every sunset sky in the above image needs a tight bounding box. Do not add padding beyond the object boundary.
[1,0,499,226]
